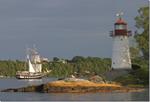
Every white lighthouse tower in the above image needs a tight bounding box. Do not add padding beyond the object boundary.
[110,13,132,70]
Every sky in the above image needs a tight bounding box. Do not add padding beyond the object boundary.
[0,0,148,60]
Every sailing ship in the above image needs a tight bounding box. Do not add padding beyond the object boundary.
[16,47,49,79]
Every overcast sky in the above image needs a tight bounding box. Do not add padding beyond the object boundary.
[0,0,148,60]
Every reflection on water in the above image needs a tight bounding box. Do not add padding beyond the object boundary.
[0,90,149,101]
[26,79,43,85]
[0,78,149,101]
[0,77,57,89]
[131,89,149,101]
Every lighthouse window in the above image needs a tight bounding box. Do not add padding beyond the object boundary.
[115,25,126,29]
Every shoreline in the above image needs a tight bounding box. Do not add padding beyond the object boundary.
[1,80,147,93]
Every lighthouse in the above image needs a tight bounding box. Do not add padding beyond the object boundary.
[110,13,132,70]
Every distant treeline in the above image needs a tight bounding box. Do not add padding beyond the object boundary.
[0,60,25,77]
[0,56,148,86]
[0,56,111,77]
[48,56,111,77]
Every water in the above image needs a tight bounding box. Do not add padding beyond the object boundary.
[0,77,57,90]
[0,78,149,101]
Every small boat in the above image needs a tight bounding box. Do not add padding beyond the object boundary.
[16,47,49,79]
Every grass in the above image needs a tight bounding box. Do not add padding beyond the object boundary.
[48,80,122,87]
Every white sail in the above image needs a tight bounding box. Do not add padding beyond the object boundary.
[30,51,42,73]
[27,55,35,73]
[32,64,42,72]
[38,64,42,72]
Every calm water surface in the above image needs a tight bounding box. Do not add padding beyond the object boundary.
[0,78,149,101]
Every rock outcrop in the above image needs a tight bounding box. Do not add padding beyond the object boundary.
[1,79,145,93]
[89,75,106,83]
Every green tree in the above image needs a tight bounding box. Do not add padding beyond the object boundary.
[72,56,85,62]
[53,57,59,62]
[130,47,140,59]
[134,6,149,60]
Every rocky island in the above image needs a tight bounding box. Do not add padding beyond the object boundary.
[1,77,146,93]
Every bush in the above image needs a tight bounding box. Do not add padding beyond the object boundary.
[132,64,141,70]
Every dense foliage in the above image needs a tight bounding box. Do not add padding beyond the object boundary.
[49,56,111,77]
[0,57,111,78]
[134,6,149,60]
[0,60,25,77]
[114,58,149,86]
[132,6,149,85]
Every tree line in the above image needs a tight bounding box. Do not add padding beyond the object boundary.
[0,57,111,77]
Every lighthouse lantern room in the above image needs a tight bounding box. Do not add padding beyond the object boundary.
[110,13,132,70]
